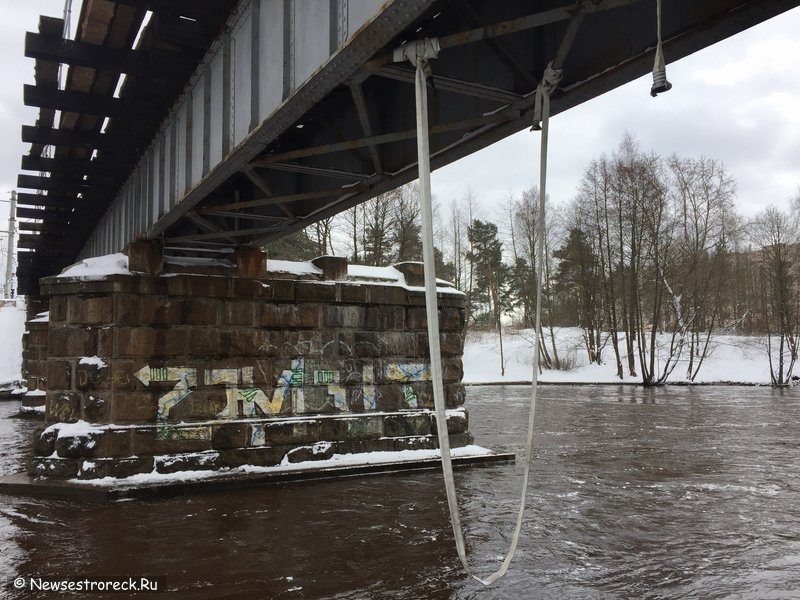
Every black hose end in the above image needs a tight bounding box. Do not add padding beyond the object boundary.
[651,71,672,97]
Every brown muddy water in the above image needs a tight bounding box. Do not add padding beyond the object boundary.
[1,385,799,599]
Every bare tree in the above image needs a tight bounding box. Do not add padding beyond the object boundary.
[337,206,363,263]
[665,155,736,380]
[608,136,673,384]
[392,184,422,262]
[751,204,800,385]
[309,217,335,256]
[571,136,741,384]
[444,199,466,290]
[575,155,625,378]
[506,186,565,369]
[448,190,480,327]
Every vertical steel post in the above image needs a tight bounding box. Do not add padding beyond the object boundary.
[4,191,16,298]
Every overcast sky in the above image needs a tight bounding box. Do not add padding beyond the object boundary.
[0,2,798,227]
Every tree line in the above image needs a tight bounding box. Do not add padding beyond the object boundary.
[267,135,800,386]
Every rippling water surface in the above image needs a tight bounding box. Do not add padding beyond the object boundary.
[1,385,799,599]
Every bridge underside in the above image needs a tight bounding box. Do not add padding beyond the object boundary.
[17,0,800,294]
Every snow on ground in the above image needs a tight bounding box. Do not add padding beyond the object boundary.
[0,300,26,387]
[463,327,776,385]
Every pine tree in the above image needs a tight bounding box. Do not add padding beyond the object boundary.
[263,230,317,261]
[509,257,536,326]
[553,227,604,363]
[466,220,508,328]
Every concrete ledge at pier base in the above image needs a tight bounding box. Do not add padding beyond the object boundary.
[0,385,26,401]
[16,391,46,418]
[0,447,514,503]
[13,405,46,419]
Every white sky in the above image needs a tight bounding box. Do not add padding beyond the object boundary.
[0,2,798,229]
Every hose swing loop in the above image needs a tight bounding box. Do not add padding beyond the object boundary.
[394,0,674,583]
[394,36,561,586]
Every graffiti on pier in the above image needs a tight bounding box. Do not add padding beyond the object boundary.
[211,359,305,418]
[204,368,245,386]
[326,384,348,411]
[402,385,418,409]
[134,356,400,432]
[134,365,197,437]
[385,362,431,383]
[249,424,266,446]
[239,387,281,416]
[313,370,338,385]
[274,358,306,414]
[76,368,131,388]
[384,362,431,409]
[362,365,376,410]
[315,365,377,412]
[211,367,283,419]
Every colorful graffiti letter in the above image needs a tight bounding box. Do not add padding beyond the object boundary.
[402,385,418,409]
[134,365,198,437]
[240,387,282,417]
[362,365,377,410]
[385,362,431,383]
[273,358,305,414]
[210,368,283,418]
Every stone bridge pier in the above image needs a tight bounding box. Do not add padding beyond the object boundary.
[29,246,471,480]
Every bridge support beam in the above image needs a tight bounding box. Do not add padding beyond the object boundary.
[126,239,164,275]
[28,255,471,480]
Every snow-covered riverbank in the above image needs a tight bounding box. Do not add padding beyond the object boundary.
[463,327,779,385]
[0,301,25,388]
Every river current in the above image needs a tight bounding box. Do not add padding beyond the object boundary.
[1,384,799,599]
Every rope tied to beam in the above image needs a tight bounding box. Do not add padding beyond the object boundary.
[532,62,562,131]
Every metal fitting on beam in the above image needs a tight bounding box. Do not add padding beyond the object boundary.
[392,38,440,74]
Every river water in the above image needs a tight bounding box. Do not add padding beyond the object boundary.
[1,385,799,599]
